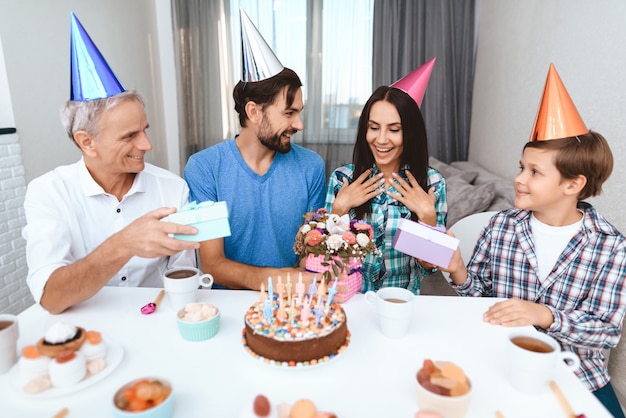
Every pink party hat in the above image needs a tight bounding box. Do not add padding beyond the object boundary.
[69,12,125,101]
[390,57,436,108]
[240,9,284,82]
[529,63,588,141]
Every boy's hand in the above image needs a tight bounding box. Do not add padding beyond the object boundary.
[483,298,554,329]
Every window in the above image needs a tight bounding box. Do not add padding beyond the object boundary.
[230,0,373,143]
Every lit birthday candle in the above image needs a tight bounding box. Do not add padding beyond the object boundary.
[301,296,311,322]
[260,282,266,298]
[267,276,274,300]
[277,276,285,298]
[262,295,273,323]
[286,273,293,301]
[326,278,338,310]
[313,306,324,326]
[276,297,287,322]
[316,278,327,304]
[296,272,305,303]
[309,275,318,296]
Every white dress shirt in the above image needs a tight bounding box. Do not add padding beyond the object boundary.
[23,158,196,303]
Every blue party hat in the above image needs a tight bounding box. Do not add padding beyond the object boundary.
[240,9,284,82]
[70,12,125,101]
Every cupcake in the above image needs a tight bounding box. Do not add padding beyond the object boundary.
[37,322,86,358]
[80,330,107,376]
[18,345,51,388]
[81,331,106,361]
[49,349,87,388]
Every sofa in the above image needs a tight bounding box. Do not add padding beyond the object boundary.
[428,157,515,227]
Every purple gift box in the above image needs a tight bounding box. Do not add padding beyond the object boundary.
[392,219,459,268]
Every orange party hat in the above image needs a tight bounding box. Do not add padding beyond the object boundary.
[529,63,588,141]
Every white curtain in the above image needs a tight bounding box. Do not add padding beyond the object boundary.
[171,0,374,176]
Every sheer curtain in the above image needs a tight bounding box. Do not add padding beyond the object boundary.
[171,0,238,167]
[171,0,373,175]
[372,0,477,163]
[170,0,475,170]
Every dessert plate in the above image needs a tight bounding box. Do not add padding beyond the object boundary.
[9,336,124,398]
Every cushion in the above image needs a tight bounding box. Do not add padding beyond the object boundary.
[429,157,478,184]
[450,161,515,204]
[446,177,496,227]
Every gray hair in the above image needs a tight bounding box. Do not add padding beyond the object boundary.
[59,90,145,147]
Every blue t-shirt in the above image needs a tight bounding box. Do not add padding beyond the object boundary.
[184,137,326,268]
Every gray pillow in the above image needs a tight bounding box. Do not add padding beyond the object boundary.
[450,161,515,204]
[446,177,496,227]
[429,157,478,184]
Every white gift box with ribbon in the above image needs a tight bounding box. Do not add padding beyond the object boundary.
[392,218,459,269]
[166,201,231,242]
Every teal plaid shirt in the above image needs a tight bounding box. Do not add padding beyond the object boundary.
[325,164,447,294]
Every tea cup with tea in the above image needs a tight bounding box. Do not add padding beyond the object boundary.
[0,314,19,374]
[163,267,214,310]
[506,330,580,395]
[364,287,416,338]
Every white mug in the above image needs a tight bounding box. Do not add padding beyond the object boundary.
[506,331,580,395]
[0,314,19,374]
[364,287,415,338]
[163,267,214,310]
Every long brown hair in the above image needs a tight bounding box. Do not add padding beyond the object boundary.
[352,86,430,220]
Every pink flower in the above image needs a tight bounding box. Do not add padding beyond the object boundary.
[354,221,374,239]
[305,229,323,246]
[342,232,356,245]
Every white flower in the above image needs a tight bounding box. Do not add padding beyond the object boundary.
[327,214,350,235]
[317,222,326,230]
[326,234,346,251]
[356,233,370,247]
[301,224,311,234]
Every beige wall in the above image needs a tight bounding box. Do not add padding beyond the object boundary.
[470,0,626,231]
[0,0,173,182]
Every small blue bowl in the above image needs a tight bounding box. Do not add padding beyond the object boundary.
[112,377,174,418]
[176,308,220,342]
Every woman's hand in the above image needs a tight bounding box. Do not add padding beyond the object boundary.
[388,171,436,226]
[331,169,384,215]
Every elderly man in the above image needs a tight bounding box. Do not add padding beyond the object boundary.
[22,13,199,314]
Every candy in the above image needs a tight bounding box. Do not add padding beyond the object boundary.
[416,359,470,397]
[290,399,317,418]
[253,394,271,417]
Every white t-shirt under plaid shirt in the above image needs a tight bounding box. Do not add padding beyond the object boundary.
[452,204,626,391]
[325,163,447,294]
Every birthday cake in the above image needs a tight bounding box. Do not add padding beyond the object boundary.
[242,276,350,365]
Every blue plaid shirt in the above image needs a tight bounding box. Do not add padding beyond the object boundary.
[452,203,626,391]
[325,164,447,294]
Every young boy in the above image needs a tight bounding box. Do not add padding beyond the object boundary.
[444,64,626,417]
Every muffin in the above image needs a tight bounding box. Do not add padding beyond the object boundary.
[36,322,86,358]
[49,349,87,388]
[18,345,51,388]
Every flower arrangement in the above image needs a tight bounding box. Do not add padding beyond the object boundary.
[294,208,378,285]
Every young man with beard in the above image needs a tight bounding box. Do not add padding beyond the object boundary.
[183,11,325,290]
[184,66,326,290]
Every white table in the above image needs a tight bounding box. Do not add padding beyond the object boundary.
[0,287,612,418]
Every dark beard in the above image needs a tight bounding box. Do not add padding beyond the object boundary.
[259,132,292,154]
[257,116,294,154]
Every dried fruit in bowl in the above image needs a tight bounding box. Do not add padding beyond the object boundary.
[114,378,172,412]
[416,359,470,397]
